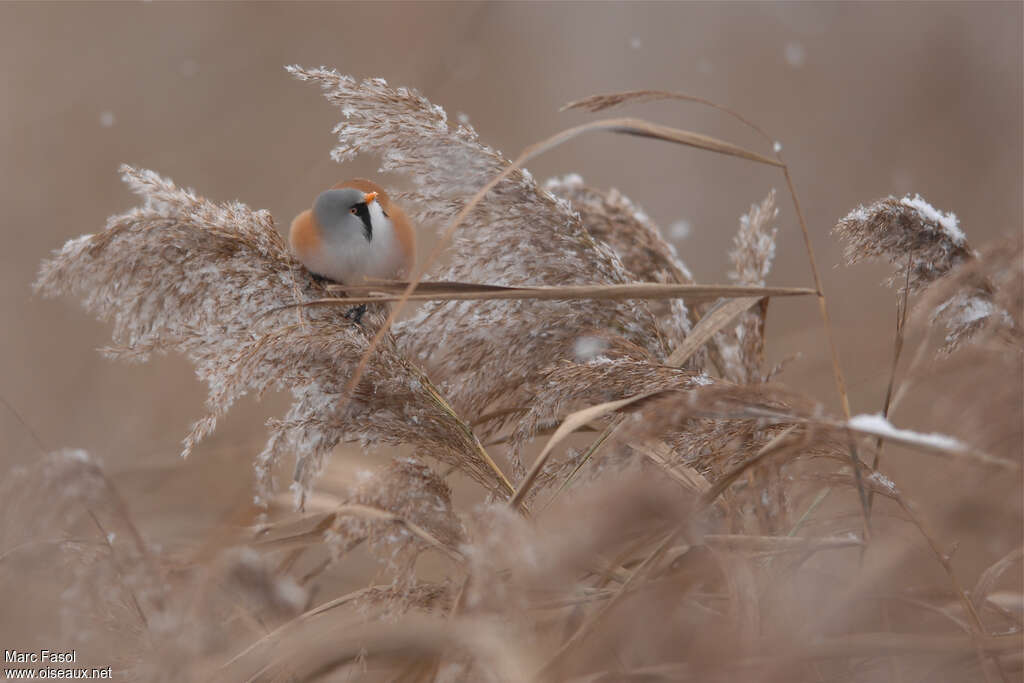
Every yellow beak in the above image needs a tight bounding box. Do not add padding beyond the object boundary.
[364,191,378,204]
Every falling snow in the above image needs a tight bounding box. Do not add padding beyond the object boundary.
[784,42,806,67]
[669,219,692,240]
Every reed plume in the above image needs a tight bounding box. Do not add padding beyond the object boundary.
[834,193,973,291]
[286,68,673,429]
[19,67,1022,683]
[35,166,510,507]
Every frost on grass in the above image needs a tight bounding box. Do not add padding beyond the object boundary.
[34,167,510,507]
[288,67,671,431]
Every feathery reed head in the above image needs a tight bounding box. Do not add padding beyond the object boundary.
[35,166,510,508]
[834,194,973,291]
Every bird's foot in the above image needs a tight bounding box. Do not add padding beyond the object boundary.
[309,272,332,286]
[344,303,367,326]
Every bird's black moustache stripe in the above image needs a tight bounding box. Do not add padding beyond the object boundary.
[353,202,373,241]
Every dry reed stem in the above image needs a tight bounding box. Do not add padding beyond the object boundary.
[562,89,777,147]
[780,162,873,547]
[632,441,711,494]
[865,254,914,522]
[698,425,804,509]
[973,548,1024,612]
[748,632,1022,660]
[666,296,766,366]
[284,282,812,307]
[889,494,1001,682]
[701,533,863,553]
[329,504,464,562]
[823,460,1004,681]
[510,389,668,510]
[0,395,48,456]
[537,528,683,680]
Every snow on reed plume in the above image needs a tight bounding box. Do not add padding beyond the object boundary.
[896,238,1023,459]
[287,67,672,430]
[835,194,1021,352]
[917,238,1022,352]
[34,167,508,506]
[834,193,973,291]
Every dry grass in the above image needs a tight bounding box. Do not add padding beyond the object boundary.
[13,68,1022,682]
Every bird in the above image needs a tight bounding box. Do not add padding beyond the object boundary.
[290,179,415,323]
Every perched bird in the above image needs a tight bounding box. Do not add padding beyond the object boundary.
[290,179,415,283]
[290,179,415,322]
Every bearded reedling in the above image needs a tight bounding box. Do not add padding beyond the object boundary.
[290,179,415,322]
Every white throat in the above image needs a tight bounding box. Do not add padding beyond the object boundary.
[317,200,403,283]
[365,203,405,280]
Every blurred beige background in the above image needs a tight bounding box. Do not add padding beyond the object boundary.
[1,2,1020,543]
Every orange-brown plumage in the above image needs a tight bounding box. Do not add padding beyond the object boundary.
[289,208,323,260]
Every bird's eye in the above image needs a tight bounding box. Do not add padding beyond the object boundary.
[350,207,358,215]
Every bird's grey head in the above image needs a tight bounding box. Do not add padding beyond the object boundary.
[314,188,375,241]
